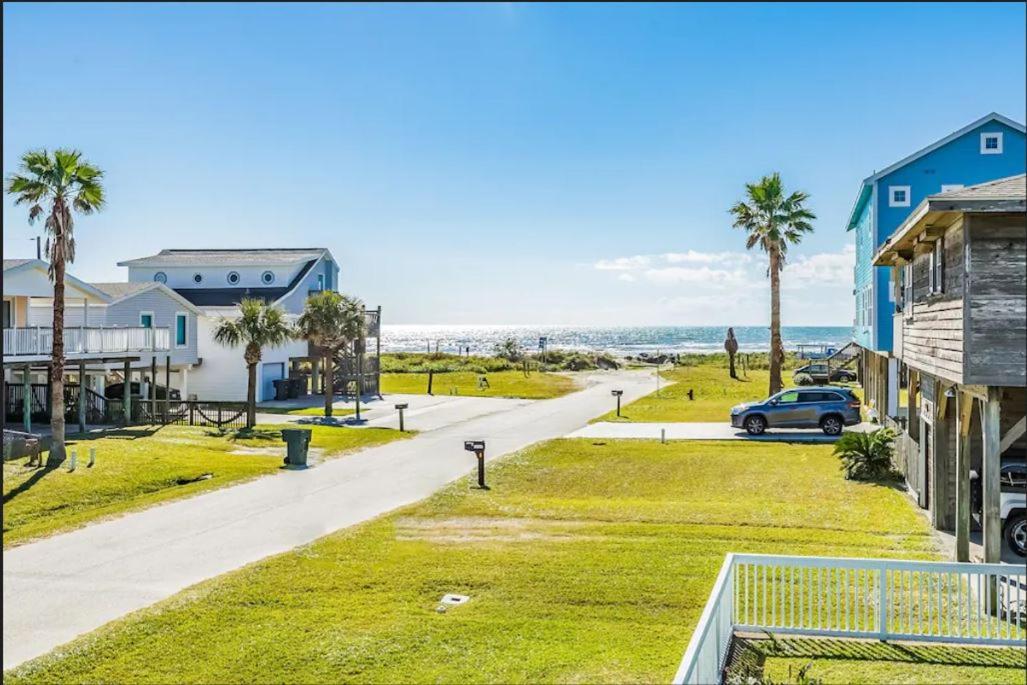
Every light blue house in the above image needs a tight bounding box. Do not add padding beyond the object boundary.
[847,112,1025,415]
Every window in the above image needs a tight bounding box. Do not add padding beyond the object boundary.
[940,184,964,194]
[889,186,911,208]
[227,271,240,285]
[140,312,154,328]
[797,392,822,403]
[777,391,800,404]
[175,313,188,347]
[980,132,1003,154]
[192,273,203,284]
[317,274,325,291]
[261,270,275,285]
[153,272,167,284]
[929,238,945,294]
[2,300,12,328]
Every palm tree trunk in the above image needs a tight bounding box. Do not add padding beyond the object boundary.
[768,247,783,395]
[246,362,257,428]
[48,246,67,465]
[324,353,334,418]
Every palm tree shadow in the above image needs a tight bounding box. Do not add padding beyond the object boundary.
[3,465,60,504]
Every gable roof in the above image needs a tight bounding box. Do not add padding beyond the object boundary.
[90,281,204,314]
[846,112,1026,230]
[873,174,1025,266]
[118,248,330,268]
[2,259,112,302]
[173,258,318,308]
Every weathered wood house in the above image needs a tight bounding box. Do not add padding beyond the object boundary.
[873,174,1026,562]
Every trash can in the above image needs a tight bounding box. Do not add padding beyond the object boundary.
[287,377,304,399]
[281,428,312,467]
[273,378,290,401]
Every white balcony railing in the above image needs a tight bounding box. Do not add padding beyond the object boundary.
[674,554,1027,684]
[2,327,170,358]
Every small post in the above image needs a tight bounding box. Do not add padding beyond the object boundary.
[688,389,694,401]
[88,447,96,467]
[123,359,132,426]
[427,369,434,395]
[22,365,31,433]
[395,403,408,432]
[464,440,488,489]
[78,361,87,434]
[68,450,77,472]
[661,428,666,444]
[611,389,623,417]
[150,356,157,421]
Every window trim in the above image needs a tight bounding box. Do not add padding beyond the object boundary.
[139,311,155,328]
[940,184,964,194]
[932,238,945,294]
[153,271,167,284]
[980,132,1003,155]
[889,186,911,208]
[174,311,189,348]
[226,271,241,285]
[903,263,914,319]
[192,272,204,285]
[261,270,276,285]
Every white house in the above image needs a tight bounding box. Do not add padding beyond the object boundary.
[117,248,341,401]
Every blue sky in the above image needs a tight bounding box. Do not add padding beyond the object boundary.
[4,3,1025,326]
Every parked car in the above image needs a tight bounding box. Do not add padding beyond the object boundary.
[793,363,857,384]
[970,457,1026,558]
[104,382,181,401]
[730,386,862,436]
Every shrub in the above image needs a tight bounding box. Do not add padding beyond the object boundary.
[493,338,523,362]
[834,428,897,481]
[793,372,814,386]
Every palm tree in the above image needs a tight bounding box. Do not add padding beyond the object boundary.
[6,149,105,464]
[212,298,294,428]
[730,173,815,395]
[296,291,367,419]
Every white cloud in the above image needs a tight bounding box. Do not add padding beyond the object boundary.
[662,250,751,266]
[782,244,855,289]
[593,255,651,271]
[642,266,750,287]
[617,273,636,282]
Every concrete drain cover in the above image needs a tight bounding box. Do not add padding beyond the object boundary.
[440,593,469,606]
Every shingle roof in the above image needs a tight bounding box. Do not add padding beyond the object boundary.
[90,282,154,299]
[3,259,34,271]
[931,174,1025,201]
[118,248,328,267]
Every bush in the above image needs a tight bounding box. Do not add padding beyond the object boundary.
[834,428,897,481]
[493,338,523,362]
[793,372,814,386]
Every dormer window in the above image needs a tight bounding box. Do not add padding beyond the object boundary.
[227,271,241,285]
[192,273,203,284]
[980,132,1003,154]
[889,186,911,208]
[261,270,275,285]
[153,271,167,284]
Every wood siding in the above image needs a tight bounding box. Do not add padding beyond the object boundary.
[964,213,1027,386]
[901,220,966,384]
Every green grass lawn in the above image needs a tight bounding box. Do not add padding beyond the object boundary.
[733,637,1024,684]
[3,424,409,548]
[594,362,863,423]
[6,439,947,684]
[382,369,578,399]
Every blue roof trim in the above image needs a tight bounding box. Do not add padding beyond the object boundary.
[845,183,872,231]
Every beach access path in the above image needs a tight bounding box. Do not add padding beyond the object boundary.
[3,369,655,670]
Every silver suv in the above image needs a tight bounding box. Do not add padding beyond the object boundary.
[730,387,862,436]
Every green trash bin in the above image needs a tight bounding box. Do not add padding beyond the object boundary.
[281,428,312,467]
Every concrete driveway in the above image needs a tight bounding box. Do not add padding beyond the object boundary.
[567,421,876,442]
[3,369,654,670]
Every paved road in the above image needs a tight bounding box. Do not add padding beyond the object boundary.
[256,393,534,432]
[2,370,654,670]
[567,421,875,442]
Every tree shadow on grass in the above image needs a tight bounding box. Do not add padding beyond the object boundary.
[205,427,283,443]
[3,465,60,505]
[742,636,1025,668]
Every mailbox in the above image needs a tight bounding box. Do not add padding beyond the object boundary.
[464,440,486,453]
[395,403,409,410]
[395,403,409,431]
[464,440,488,490]
[611,390,623,397]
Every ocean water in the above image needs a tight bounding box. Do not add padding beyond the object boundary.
[381,325,852,357]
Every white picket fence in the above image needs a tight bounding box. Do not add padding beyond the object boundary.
[673,553,1027,684]
[3,327,169,357]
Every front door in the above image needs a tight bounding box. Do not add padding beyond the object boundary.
[766,390,803,427]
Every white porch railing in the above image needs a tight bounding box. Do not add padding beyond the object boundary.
[3,327,170,358]
[673,553,1027,684]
